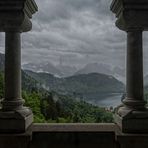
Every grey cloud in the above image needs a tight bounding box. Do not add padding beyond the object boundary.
[22,0,126,68]
[2,0,146,72]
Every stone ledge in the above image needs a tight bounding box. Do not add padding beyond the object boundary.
[32,123,117,132]
[31,123,116,148]
[0,124,148,148]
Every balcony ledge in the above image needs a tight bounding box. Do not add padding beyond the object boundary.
[0,123,148,148]
[32,123,117,132]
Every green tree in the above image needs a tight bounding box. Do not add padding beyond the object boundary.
[22,91,46,123]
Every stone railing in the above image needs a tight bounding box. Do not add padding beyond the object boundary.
[0,124,148,148]
[0,0,148,148]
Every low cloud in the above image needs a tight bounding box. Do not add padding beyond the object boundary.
[1,0,148,73]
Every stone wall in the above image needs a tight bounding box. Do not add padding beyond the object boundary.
[0,124,148,148]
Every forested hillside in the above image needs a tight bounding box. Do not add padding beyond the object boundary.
[0,71,113,123]
[0,53,114,123]
[25,70,124,101]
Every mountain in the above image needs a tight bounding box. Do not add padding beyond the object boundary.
[0,53,46,93]
[0,70,113,123]
[23,62,63,77]
[56,65,77,77]
[75,63,113,76]
[113,66,125,77]
[25,70,125,101]
[22,70,44,93]
[22,61,126,83]
[75,63,126,83]
[113,66,126,84]
[0,53,114,123]
[24,70,60,90]
[23,62,78,78]
[0,53,125,96]
[63,73,124,93]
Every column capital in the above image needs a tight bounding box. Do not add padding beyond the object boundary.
[0,0,38,32]
[111,0,148,31]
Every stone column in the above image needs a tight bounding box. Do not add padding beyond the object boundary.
[115,29,148,133]
[0,31,33,133]
[3,32,24,111]
[124,30,146,110]
[0,0,37,133]
[111,0,148,133]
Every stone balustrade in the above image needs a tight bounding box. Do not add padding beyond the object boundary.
[0,124,148,148]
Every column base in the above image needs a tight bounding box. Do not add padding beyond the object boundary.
[114,106,148,133]
[0,107,33,133]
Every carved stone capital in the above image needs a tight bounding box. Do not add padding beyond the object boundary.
[111,0,148,31]
[0,0,38,32]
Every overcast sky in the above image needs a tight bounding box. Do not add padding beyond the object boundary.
[1,0,148,73]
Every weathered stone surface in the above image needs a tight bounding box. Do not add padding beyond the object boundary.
[114,29,148,133]
[111,0,148,133]
[32,123,117,132]
[0,0,38,32]
[0,124,148,148]
[0,32,33,133]
[31,124,116,148]
[111,0,148,31]
[115,111,148,133]
[117,127,148,148]
[0,108,33,133]
[0,128,32,148]
[0,1,37,133]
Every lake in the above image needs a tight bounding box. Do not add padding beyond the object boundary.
[86,93,123,108]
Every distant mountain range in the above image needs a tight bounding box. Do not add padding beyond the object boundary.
[23,62,78,78]
[0,53,48,93]
[23,61,126,82]
[0,52,125,104]
[23,62,63,77]
[25,70,125,101]
[75,63,113,75]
